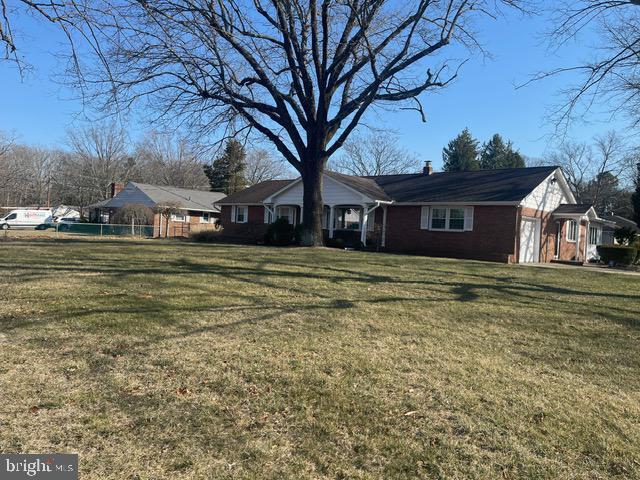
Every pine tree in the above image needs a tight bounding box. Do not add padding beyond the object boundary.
[442,128,480,172]
[632,162,640,228]
[480,134,525,170]
[204,140,247,194]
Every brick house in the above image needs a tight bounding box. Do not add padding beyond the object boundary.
[93,182,226,237]
[216,165,614,264]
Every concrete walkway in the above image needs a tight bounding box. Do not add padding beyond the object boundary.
[525,262,640,277]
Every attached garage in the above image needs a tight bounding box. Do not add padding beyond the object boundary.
[519,217,540,263]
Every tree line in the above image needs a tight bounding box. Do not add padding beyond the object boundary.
[0,125,288,209]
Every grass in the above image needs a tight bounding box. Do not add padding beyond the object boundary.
[0,237,639,479]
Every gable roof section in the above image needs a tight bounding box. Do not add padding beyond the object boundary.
[553,204,594,215]
[368,166,559,203]
[106,182,226,212]
[216,180,294,205]
[325,171,391,201]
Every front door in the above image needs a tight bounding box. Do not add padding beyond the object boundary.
[519,217,540,263]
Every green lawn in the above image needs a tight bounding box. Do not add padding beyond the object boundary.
[0,238,639,479]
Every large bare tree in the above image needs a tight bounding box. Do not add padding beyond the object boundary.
[244,149,291,185]
[2,0,525,245]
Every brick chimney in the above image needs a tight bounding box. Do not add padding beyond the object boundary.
[422,161,433,176]
[110,182,125,198]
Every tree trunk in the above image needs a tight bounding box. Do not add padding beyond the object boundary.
[299,159,325,247]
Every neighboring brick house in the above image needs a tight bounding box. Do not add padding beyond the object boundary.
[92,182,226,237]
[216,165,615,264]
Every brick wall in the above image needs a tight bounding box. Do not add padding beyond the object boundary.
[219,205,269,243]
[383,205,519,262]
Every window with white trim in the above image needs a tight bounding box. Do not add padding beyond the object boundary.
[589,226,601,245]
[430,207,447,230]
[234,205,248,223]
[566,220,577,242]
[276,206,295,225]
[200,212,212,223]
[171,212,186,222]
[264,207,272,224]
[425,206,474,232]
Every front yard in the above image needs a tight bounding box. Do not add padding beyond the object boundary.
[0,238,638,479]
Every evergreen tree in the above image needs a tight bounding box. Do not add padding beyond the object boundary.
[442,128,480,172]
[203,140,247,194]
[480,134,525,169]
[632,162,640,228]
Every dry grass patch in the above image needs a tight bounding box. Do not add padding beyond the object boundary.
[0,238,639,479]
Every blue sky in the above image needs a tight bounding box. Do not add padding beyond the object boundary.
[0,6,628,170]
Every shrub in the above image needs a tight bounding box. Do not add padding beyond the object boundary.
[327,238,346,249]
[265,217,296,246]
[596,245,638,266]
[613,226,638,246]
[191,230,223,243]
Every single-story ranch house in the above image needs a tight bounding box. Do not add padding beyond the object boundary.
[90,182,226,237]
[216,165,614,263]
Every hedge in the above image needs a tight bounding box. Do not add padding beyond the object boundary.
[596,245,638,266]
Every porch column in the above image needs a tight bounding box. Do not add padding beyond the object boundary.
[381,205,388,247]
[575,219,581,262]
[360,205,368,246]
[329,205,335,239]
[584,220,590,260]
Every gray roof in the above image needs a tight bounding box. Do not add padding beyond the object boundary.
[601,214,640,232]
[216,180,294,204]
[217,166,559,205]
[552,204,594,215]
[105,182,226,212]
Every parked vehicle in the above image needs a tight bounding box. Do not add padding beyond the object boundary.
[0,209,53,229]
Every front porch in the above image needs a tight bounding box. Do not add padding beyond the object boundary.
[265,203,388,247]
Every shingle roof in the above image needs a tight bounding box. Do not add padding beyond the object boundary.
[552,204,594,215]
[216,180,294,204]
[601,214,640,232]
[325,171,391,201]
[105,182,226,212]
[367,166,559,203]
[214,166,560,205]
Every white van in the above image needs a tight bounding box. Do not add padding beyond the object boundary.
[0,209,53,229]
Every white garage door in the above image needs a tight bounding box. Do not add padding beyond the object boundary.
[519,217,540,263]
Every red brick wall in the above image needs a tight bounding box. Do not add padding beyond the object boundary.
[553,218,587,262]
[383,205,519,262]
[219,205,269,243]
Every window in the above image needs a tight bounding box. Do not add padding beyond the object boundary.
[589,226,601,245]
[322,207,330,229]
[425,206,473,232]
[448,208,465,231]
[264,208,272,224]
[4,213,16,221]
[276,206,295,225]
[171,213,186,222]
[234,206,248,223]
[566,220,577,242]
[335,207,361,230]
[430,208,447,230]
[200,212,211,223]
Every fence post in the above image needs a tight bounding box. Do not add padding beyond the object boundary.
[100,223,103,237]
[131,218,135,237]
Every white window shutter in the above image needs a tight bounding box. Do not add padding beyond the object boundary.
[464,207,474,231]
[420,206,430,230]
[231,206,236,223]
